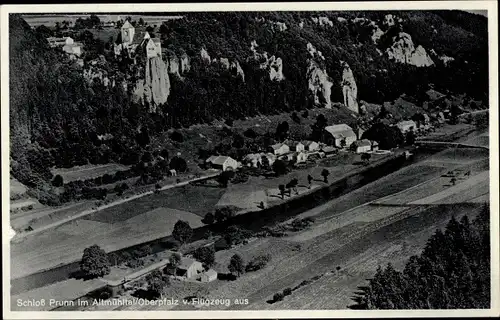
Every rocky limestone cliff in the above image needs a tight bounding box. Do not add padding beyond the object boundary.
[167,52,191,79]
[311,16,334,27]
[200,48,245,81]
[340,61,359,114]
[133,56,170,112]
[83,67,113,87]
[307,60,333,109]
[386,32,434,67]
[250,40,284,81]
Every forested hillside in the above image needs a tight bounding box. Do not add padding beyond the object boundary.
[351,205,490,309]
[9,11,488,193]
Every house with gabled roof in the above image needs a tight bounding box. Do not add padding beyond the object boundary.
[206,155,238,171]
[324,124,357,148]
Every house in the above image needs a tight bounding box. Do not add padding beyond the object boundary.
[206,156,238,171]
[47,36,82,56]
[269,143,290,156]
[200,269,218,283]
[176,257,204,279]
[302,140,320,152]
[324,124,357,148]
[396,120,417,134]
[350,139,372,153]
[289,141,305,153]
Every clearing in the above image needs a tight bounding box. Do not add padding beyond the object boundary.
[51,163,130,183]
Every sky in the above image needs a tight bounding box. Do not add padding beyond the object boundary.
[463,10,488,17]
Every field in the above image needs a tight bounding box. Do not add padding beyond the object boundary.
[51,163,130,183]
[10,205,204,279]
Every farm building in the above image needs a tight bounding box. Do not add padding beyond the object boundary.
[351,139,372,153]
[176,257,204,279]
[396,120,417,134]
[302,140,320,152]
[269,143,290,155]
[324,124,357,148]
[206,156,238,171]
[200,269,218,283]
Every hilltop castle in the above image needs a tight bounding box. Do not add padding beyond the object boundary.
[114,20,162,59]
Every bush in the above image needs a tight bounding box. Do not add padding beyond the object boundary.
[51,174,64,187]
[273,292,284,302]
[126,259,144,269]
[245,254,272,272]
[80,245,111,278]
[170,131,184,143]
[283,288,292,296]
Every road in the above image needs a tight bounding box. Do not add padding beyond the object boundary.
[11,172,219,241]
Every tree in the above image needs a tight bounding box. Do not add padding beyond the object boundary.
[278,184,286,199]
[80,245,111,278]
[261,155,270,169]
[273,292,284,302]
[170,131,184,142]
[273,159,288,176]
[321,169,330,183]
[138,17,145,26]
[245,254,271,272]
[243,128,258,139]
[214,206,235,224]
[146,269,169,298]
[172,220,193,245]
[170,156,187,172]
[52,174,64,187]
[307,174,313,188]
[302,110,309,118]
[275,121,289,141]
[228,254,245,277]
[361,153,372,164]
[202,212,215,224]
[362,122,404,150]
[405,130,416,145]
[193,246,216,267]
[218,170,235,187]
[291,112,301,124]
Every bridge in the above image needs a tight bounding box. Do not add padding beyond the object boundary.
[415,140,489,150]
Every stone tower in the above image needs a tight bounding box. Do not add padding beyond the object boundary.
[121,20,135,46]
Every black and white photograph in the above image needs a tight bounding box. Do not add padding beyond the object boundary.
[1,1,498,318]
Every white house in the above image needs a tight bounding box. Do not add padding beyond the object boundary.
[269,143,290,155]
[176,257,204,279]
[200,269,218,283]
[396,120,417,134]
[324,124,357,148]
[302,140,320,152]
[206,156,238,171]
[47,36,82,57]
[351,139,372,153]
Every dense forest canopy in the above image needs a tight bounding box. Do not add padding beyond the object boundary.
[351,205,490,309]
[9,11,488,190]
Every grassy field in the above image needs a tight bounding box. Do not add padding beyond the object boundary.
[85,184,224,223]
[10,205,204,279]
[51,163,130,183]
